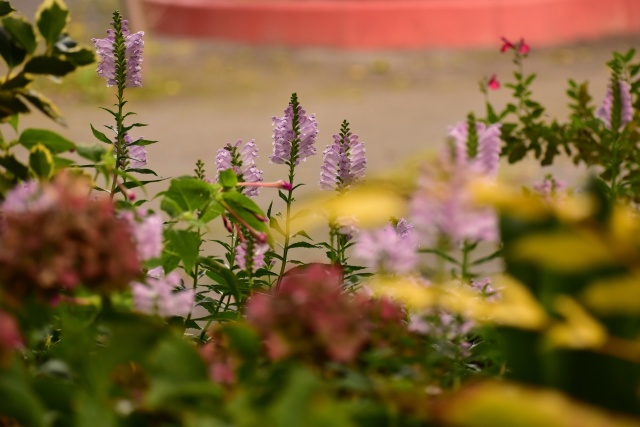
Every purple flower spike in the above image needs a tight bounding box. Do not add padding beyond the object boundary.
[235,240,269,273]
[92,14,144,88]
[319,121,367,191]
[354,224,418,274]
[597,79,634,129]
[270,94,318,166]
[447,121,501,177]
[121,209,163,261]
[215,140,264,197]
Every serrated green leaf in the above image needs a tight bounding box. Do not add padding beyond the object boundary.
[219,169,237,189]
[126,168,158,176]
[24,56,75,76]
[36,0,68,45]
[3,16,37,54]
[0,2,15,17]
[0,27,26,68]
[288,241,318,250]
[292,230,313,240]
[19,128,74,153]
[29,143,53,178]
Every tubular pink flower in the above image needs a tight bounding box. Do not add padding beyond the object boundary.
[487,74,500,90]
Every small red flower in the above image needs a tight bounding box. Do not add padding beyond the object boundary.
[518,38,530,55]
[488,74,500,90]
[500,37,515,53]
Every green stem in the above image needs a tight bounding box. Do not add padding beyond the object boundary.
[276,167,295,290]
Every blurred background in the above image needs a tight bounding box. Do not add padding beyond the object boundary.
[16,0,640,198]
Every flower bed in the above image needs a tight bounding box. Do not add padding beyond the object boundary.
[0,1,639,426]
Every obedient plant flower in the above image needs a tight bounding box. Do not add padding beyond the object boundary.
[216,140,264,197]
[235,240,269,273]
[448,118,502,177]
[596,79,633,130]
[533,174,567,200]
[92,12,144,88]
[131,267,194,318]
[1,181,55,213]
[354,220,418,275]
[120,209,163,261]
[319,120,367,191]
[410,155,499,246]
[113,133,147,169]
[270,93,318,166]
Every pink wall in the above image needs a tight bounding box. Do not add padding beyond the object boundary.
[136,0,640,49]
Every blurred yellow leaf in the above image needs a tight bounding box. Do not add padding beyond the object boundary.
[294,186,405,230]
[512,231,617,272]
[470,179,549,220]
[546,296,607,349]
[582,274,640,315]
[436,381,640,427]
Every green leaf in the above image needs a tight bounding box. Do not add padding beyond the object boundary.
[198,256,241,303]
[0,2,15,17]
[64,46,94,66]
[19,128,74,153]
[29,143,53,178]
[218,168,237,189]
[3,16,37,53]
[288,241,319,249]
[24,56,75,76]
[1,72,32,90]
[36,0,68,45]
[90,123,113,144]
[0,360,47,427]
[0,91,29,120]
[161,176,214,217]
[19,89,64,124]
[76,143,107,162]
[126,168,158,176]
[0,153,28,179]
[270,217,285,236]
[0,27,26,68]
[166,229,200,273]
[200,201,225,223]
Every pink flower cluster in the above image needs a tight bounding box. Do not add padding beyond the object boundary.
[245,265,406,364]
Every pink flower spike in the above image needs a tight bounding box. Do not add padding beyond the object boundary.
[488,74,500,90]
[500,37,515,53]
[518,38,530,55]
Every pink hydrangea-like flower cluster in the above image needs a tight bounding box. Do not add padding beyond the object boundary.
[245,264,406,363]
[0,173,141,302]
[270,99,318,166]
[131,267,194,318]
